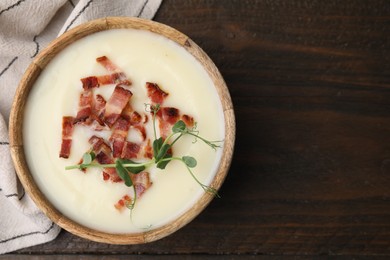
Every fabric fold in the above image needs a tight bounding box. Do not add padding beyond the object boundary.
[0,0,162,254]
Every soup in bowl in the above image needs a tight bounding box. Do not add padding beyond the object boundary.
[9,17,235,244]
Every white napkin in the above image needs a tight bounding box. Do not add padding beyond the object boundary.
[0,0,162,254]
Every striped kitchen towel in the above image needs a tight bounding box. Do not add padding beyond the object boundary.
[0,0,162,254]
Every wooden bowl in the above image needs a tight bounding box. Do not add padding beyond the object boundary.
[9,17,235,244]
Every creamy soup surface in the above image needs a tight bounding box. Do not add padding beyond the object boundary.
[23,29,224,233]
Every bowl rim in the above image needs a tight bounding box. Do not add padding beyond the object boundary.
[9,16,235,244]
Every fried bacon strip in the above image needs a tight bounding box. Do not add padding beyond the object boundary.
[96,56,121,72]
[121,103,148,141]
[142,139,153,159]
[90,94,107,130]
[74,91,108,130]
[146,82,168,104]
[118,137,151,161]
[74,89,93,124]
[80,73,131,89]
[110,116,131,158]
[59,116,75,158]
[121,141,140,159]
[114,195,132,211]
[103,85,133,127]
[94,94,106,116]
[121,103,145,125]
[97,72,130,86]
[80,56,131,89]
[80,76,99,89]
[158,107,180,124]
[155,107,194,139]
[131,171,152,198]
[181,114,195,127]
[89,136,121,182]
[129,111,142,124]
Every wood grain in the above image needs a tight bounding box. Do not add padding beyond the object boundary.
[6,0,390,257]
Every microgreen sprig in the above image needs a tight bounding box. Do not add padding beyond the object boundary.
[65,104,222,210]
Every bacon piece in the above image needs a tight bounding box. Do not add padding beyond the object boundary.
[86,94,108,131]
[146,82,169,104]
[74,92,108,130]
[157,121,170,140]
[74,89,93,124]
[112,140,124,158]
[81,55,132,89]
[102,171,110,181]
[142,139,153,159]
[96,56,131,86]
[81,73,130,89]
[74,91,111,127]
[121,141,141,159]
[155,107,180,139]
[97,56,121,72]
[59,116,74,158]
[89,136,122,182]
[159,107,180,124]
[89,136,111,162]
[129,111,142,124]
[103,85,133,127]
[97,73,131,86]
[81,76,99,89]
[181,114,195,128]
[110,117,131,158]
[121,102,133,117]
[122,103,143,124]
[92,94,106,126]
[131,172,152,198]
[155,107,195,138]
[114,194,132,211]
[102,168,122,183]
[121,103,147,141]
[94,94,106,115]
[97,73,121,85]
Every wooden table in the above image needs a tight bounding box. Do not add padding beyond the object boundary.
[5,0,390,258]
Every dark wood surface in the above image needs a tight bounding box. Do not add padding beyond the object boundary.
[5,0,390,258]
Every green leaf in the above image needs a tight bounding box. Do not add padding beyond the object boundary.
[172,120,186,133]
[82,152,94,165]
[118,159,145,174]
[156,153,172,169]
[153,137,164,158]
[115,160,133,187]
[156,143,171,162]
[182,156,197,168]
